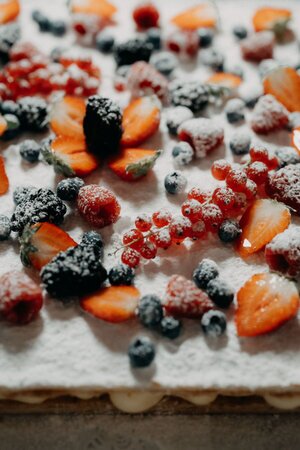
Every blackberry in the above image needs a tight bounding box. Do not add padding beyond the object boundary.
[138,295,163,329]
[128,336,155,368]
[225,98,245,124]
[164,171,187,195]
[19,140,41,163]
[113,38,153,67]
[108,264,135,286]
[198,28,214,47]
[172,142,194,166]
[150,51,177,76]
[50,20,67,37]
[56,177,84,201]
[206,278,234,308]
[96,30,115,53]
[2,114,20,140]
[41,244,107,299]
[1,100,19,116]
[201,310,227,337]
[0,215,11,241]
[218,219,241,243]
[160,316,182,339]
[229,130,251,155]
[170,80,209,113]
[0,23,20,61]
[13,186,37,205]
[193,258,219,290]
[201,48,224,71]
[83,95,122,157]
[275,146,300,168]
[166,106,193,135]
[10,188,67,233]
[146,27,161,50]
[17,97,49,131]
[232,25,248,40]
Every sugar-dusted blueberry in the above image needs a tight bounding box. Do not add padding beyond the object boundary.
[150,51,177,76]
[229,130,251,155]
[51,20,67,37]
[206,278,234,308]
[275,146,300,168]
[218,219,241,243]
[2,114,20,140]
[160,316,182,339]
[232,25,248,40]
[201,310,227,337]
[128,336,156,368]
[56,177,84,201]
[0,215,11,241]
[146,27,161,50]
[164,170,187,195]
[19,140,41,163]
[258,59,279,79]
[108,264,135,286]
[32,10,51,32]
[172,142,194,166]
[225,98,245,124]
[193,258,219,290]
[96,30,115,53]
[138,295,163,329]
[201,48,224,71]
[166,106,193,136]
[198,28,214,47]
[1,100,19,116]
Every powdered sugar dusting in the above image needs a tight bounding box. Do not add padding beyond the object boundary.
[178,118,224,158]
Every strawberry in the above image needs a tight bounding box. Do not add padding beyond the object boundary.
[171,4,217,30]
[263,67,300,113]
[0,115,7,136]
[236,273,299,337]
[0,0,20,25]
[164,274,214,319]
[108,148,161,181]
[0,155,9,196]
[50,96,86,140]
[42,136,99,177]
[207,73,242,90]
[253,7,292,38]
[250,94,289,134]
[236,199,291,257]
[70,0,117,19]
[292,128,300,152]
[20,222,77,271]
[265,164,300,215]
[80,285,140,323]
[121,96,161,148]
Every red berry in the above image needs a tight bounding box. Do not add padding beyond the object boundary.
[251,94,289,134]
[188,187,211,204]
[201,204,224,232]
[265,164,300,215]
[77,185,121,228]
[127,61,169,102]
[231,193,248,216]
[150,228,172,249]
[249,144,270,164]
[181,199,203,223]
[152,209,172,228]
[121,248,141,268]
[191,220,206,239]
[0,271,43,325]
[166,30,199,57]
[212,187,235,211]
[226,168,248,193]
[135,213,152,232]
[169,215,192,244]
[133,2,160,29]
[211,159,231,181]
[266,155,279,171]
[246,161,268,185]
[122,229,144,251]
[140,240,157,259]
[243,179,258,200]
[241,31,274,62]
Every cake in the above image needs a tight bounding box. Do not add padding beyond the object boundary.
[1,0,300,413]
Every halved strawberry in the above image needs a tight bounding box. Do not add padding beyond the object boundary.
[292,127,300,152]
[20,222,77,271]
[70,0,117,19]
[236,199,291,257]
[50,96,86,140]
[42,136,99,177]
[0,156,9,196]
[207,73,242,90]
[0,0,20,25]
[121,96,161,148]
[263,67,300,113]
[80,285,140,323]
[171,3,217,30]
[253,7,291,38]
[108,148,161,182]
[236,273,299,337]
[0,115,7,137]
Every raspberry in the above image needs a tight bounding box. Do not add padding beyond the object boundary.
[133,2,160,29]
[0,271,43,325]
[135,214,152,232]
[152,209,172,228]
[201,204,224,232]
[166,30,199,57]
[212,187,235,212]
[265,227,300,278]
[164,274,214,319]
[150,228,172,249]
[226,168,248,192]
[241,31,274,62]
[77,185,121,228]
[121,248,140,268]
[191,220,206,239]
[178,118,224,159]
[114,38,153,67]
[170,80,209,113]
[169,215,192,244]
[140,240,157,259]
[127,61,169,102]
[265,164,300,215]
[122,229,144,251]
[211,159,231,181]
[251,94,289,134]
[188,188,211,204]
[246,161,268,185]
[181,199,203,223]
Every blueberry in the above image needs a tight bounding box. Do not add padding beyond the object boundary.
[232,25,248,40]
[56,177,84,201]
[108,264,135,286]
[218,219,241,243]
[172,142,194,166]
[19,140,41,163]
[128,336,155,368]
[160,316,182,339]
[51,20,67,37]
[150,51,177,76]
[258,59,279,79]
[164,171,187,195]
[198,28,214,47]
[193,258,219,290]
[201,310,227,337]
[0,215,11,241]
[96,30,115,53]
[146,27,161,50]
[13,186,37,205]
[225,98,245,124]
[240,85,262,108]
[2,114,20,140]
[81,231,104,259]
[286,112,300,131]
[50,46,66,62]
[206,278,234,308]
[1,100,19,116]
[229,130,251,155]
[32,10,51,32]
[275,146,300,168]
[201,48,224,71]
[166,106,193,136]
[138,295,163,329]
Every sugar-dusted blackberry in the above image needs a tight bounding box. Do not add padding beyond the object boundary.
[11,188,67,233]
[56,177,84,201]
[0,215,11,241]
[201,310,227,337]
[108,264,135,286]
[128,336,155,368]
[41,244,107,300]
[13,186,37,205]
[113,38,153,67]
[81,230,104,259]
[83,95,122,157]
[206,278,234,308]
[138,295,163,329]
[19,140,41,163]
[96,30,115,53]
[17,97,49,132]
[218,219,241,243]
[229,130,251,155]
[193,258,219,290]
[2,114,20,140]
[146,27,161,50]
[160,316,182,339]
[170,80,210,113]
[0,23,20,61]
[275,146,300,168]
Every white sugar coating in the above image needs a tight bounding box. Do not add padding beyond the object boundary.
[251,94,289,132]
[178,118,224,159]
[230,130,251,152]
[258,58,280,79]
[155,228,171,244]
[225,98,245,114]
[266,226,300,264]
[172,141,194,166]
[166,106,194,135]
[127,61,169,102]
[241,31,275,60]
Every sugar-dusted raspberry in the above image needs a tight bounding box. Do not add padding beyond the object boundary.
[169,215,192,244]
[135,213,152,232]
[10,42,40,62]
[265,164,300,215]
[226,168,248,193]
[166,30,199,57]
[191,220,206,239]
[243,179,257,200]
[188,188,212,204]
[251,94,289,134]
[164,274,214,319]
[121,247,141,268]
[152,209,172,228]
[140,240,157,259]
[211,159,231,181]
[133,2,160,29]
[150,228,172,249]
[231,192,248,216]
[240,31,274,62]
[265,227,300,278]
[201,204,224,232]
[181,199,203,223]
[122,229,144,251]
[212,187,235,212]
[127,61,169,102]
[246,161,268,185]
[77,185,121,228]
[178,118,224,159]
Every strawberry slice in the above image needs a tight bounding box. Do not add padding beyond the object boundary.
[236,273,299,337]
[108,148,161,181]
[43,136,99,177]
[0,0,20,25]
[253,7,291,37]
[20,222,77,271]
[207,73,242,90]
[121,96,161,148]
[236,199,291,257]
[292,128,300,152]
[0,115,7,137]
[0,156,9,196]
[171,4,217,30]
[70,0,117,19]
[50,96,86,140]
[80,286,140,323]
[263,67,300,113]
